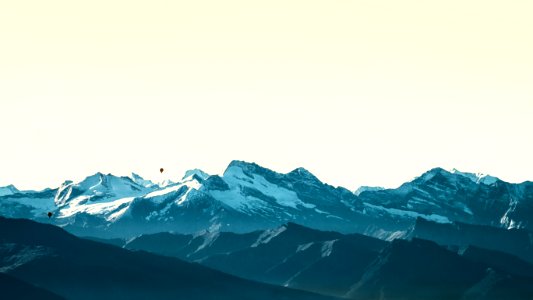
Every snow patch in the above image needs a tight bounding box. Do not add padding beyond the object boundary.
[223,165,312,209]
[296,242,314,252]
[59,197,135,219]
[321,240,336,257]
[363,203,451,223]
[450,168,499,185]
[354,186,384,196]
[252,226,287,247]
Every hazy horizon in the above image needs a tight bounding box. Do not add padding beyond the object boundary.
[1,0,532,190]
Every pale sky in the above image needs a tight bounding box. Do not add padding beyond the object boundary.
[1,0,532,191]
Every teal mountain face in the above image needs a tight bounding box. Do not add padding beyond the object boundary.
[0,161,532,239]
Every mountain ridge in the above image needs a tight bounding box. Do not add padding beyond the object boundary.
[1,160,532,238]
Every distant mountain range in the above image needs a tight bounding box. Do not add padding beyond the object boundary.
[2,161,533,299]
[0,160,532,239]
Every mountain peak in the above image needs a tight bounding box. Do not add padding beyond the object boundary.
[182,169,210,181]
[287,167,320,182]
[226,160,258,170]
[0,184,19,196]
[223,160,270,178]
[131,172,155,188]
[414,167,499,185]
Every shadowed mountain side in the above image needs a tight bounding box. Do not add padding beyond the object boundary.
[347,238,533,300]
[0,217,337,300]
[0,272,65,300]
[407,217,533,263]
[125,223,387,297]
[459,245,533,278]
[80,222,533,299]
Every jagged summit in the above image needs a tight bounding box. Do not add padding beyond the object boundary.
[415,167,500,186]
[182,169,210,181]
[287,167,321,183]
[131,172,155,188]
[0,184,19,196]
[1,161,532,239]
[224,160,268,177]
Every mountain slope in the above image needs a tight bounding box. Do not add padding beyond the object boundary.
[406,217,533,263]
[358,167,533,231]
[0,217,336,300]
[0,184,19,197]
[125,223,388,297]
[118,222,533,299]
[1,162,533,239]
[347,238,533,300]
[0,272,64,300]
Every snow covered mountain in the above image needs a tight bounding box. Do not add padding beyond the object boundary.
[358,167,533,231]
[0,161,532,239]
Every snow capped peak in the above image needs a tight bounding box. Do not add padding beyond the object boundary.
[224,160,271,178]
[418,167,447,181]
[413,167,500,186]
[0,184,19,197]
[54,171,150,207]
[288,167,320,183]
[449,168,499,185]
[227,160,254,169]
[131,173,155,188]
[182,169,210,181]
[76,172,107,189]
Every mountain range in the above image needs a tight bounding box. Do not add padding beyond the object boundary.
[1,161,533,299]
[1,161,531,239]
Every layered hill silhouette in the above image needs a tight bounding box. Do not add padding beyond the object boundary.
[0,217,336,300]
[115,222,533,299]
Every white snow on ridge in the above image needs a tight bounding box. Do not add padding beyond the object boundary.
[223,165,314,209]
[363,203,451,224]
[145,184,187,199]
[354,186,384,196]
[296,242,314,252]
[131,173,155,188]
[210,189,267,212]
[59,197,135,219]
[252,226,287,247]
[321,240,336,257]
[145,178,201,199]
